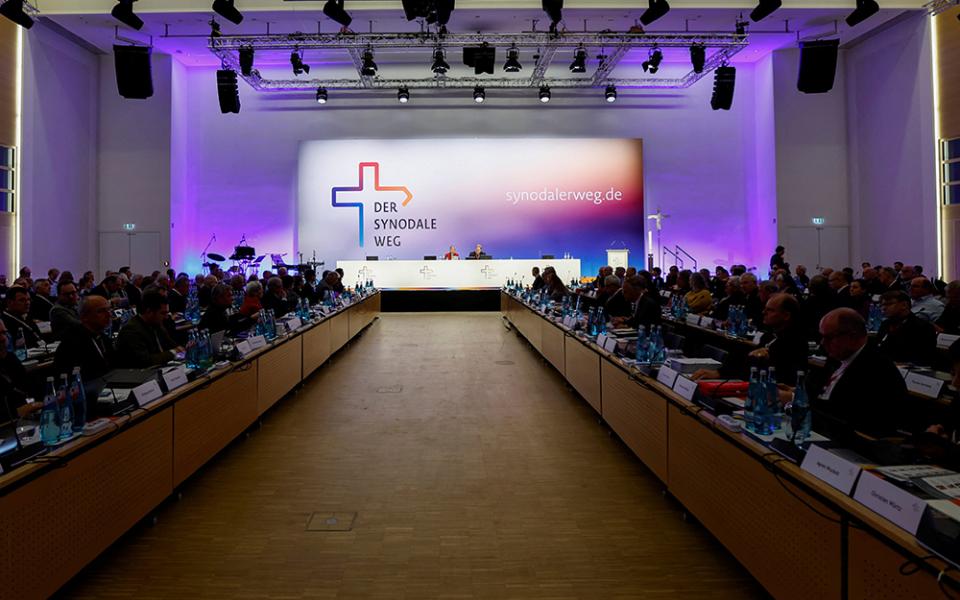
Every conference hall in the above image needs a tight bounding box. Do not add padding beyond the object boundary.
[1,0,959,598]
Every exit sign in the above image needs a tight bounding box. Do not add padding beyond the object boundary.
[122,223,136,231]
[811,217,825,226]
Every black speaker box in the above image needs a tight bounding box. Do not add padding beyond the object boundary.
[113,45,153,100]
[216,69,241,114]
[798,39,840,94]
[710,66,736,111]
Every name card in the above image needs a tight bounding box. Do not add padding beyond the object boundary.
[162,365,189,392]
[672,376,698,401]
[800,444,863,495]
[235,340,254,357]
[938,333,960,350]
[657,365,679,388]
[131,379,164,407]
[596,333,609,348]
[248,335,267,350]
[562,315,577,328]
[752,331,764,345]
[700,317,715,330]
[287,317,303,330]
[904,372,945,399]
[853,472,928,535]
[602,336,619,353]
[897,366,909,379]
[37,321,52,334]
[685,314,702,326]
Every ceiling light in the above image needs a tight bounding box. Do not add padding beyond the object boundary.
[239,46,254,76]
[0,0,33,29]
[212,0,243,25]
[504,46,523,72]
[846,0,879,27]
[112,0,144,31]
[750,0,781,23]
[639,0,670,26]
[642,48,663,74]
[316,87,328,104]
[431,47,450,74]
[605,85,617,103]
[473,86,485,103]
[323,0,352,28]
[398,87,410,103]
[361,49,378,76]
[291,50,310,76]
[690,44,705,74]
[539,85,551,103]
[542,0,563,33]
[569,46,587,73]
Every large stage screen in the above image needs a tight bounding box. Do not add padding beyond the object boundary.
[297,138,644,276]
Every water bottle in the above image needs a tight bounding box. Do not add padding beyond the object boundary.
[14,328,26,361]
[745,367,758,432]
[596,308,606,334]
[70,367,87,432]
[586,307,597,336]
[40,377,60,446]
[635,325,649,363]
[652,326,667,364]
[791,371,812,446]
[185,330,197,368]
[753,370,770,434]
[766,366,781,434]
[57,373,73,441]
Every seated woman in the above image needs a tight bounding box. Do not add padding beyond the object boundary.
[848,278,871,319]
[239,280,263,317]
[712,275,745,322]
[541,267,569,302]
[684,273,713,315]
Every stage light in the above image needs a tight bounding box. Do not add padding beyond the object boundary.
[640,0,670,26]
[690,44,705,74]
[750,0,781,23]
[361,49,377,76]
[473,86,485,103]
[398,86,410,103]
[569,46,587,73]
[291,50,310,76]
[539,85,551,103]
[463,44,495,75]
[711,65,736,110]
[846,0,879,27]
[402,0,454,26]
[543,0,563,33]
[239,46,254,76]
[605,85,617,103]
[431,47,450,74]
[323,0,352,28]
[0,0,33,29]
[212,0,243,25]
[112,0,144,31]
[504,46,523,72]
[316,87,328,104]
[642,48,662,74]
[735,18,748,36]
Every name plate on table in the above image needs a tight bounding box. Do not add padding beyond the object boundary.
[235,340,254,357]
[699,317,716,330]
[801,444,863,495]
[657,365,679,388]
[938,333,960,349]
[672,376,698,401]
[562,315,577,328]
[248,335,267,350]
[131,379,163,407]
[752,331,764,344]
[600,335,618,353]
[596,333,609,348]
[904,372,945,399]
[37,321,52,334]
[162,365,189,392]
[685,314,702,326]
[287,317,303,330]
[853,472,928,535]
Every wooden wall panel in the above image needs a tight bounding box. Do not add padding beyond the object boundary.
[257,335,302,415]
[302,320,332,376]
[540,318,566,375]
[329,311,349,353]
[601,361,668,482]
[848,527,946,600]
[563,337,601,413]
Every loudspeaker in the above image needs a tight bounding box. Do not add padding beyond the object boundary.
[710,66,736,111]
[216,69,241,114]
[113,45,153,99]
[797,39,840,94]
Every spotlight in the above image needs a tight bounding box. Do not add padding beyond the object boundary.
[316,87,328,104]
[473,86,485,103]
[291,50,310,76]
[711,65,736,110]
[735,18,748,36]
[323,0,352,28]
[639,0,670,26]
[112,0,144,31]
[605,85,617,103]
[239,46,254,76]
[0,0,33,29]
[569,46,587,73]
[504,46,523,72]
[846,0,879,27]
[361,49,377,76]
[212,0,243,25]
[642,48,663,74]
[690,44,705,74]
[398,87,410,103]
[463,44,495,75]
[543,0,563,33]
[750,0,781,23]
[431,47,450,74]
[539,85,551,103]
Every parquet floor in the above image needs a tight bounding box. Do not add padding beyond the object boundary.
[60,313,768,599]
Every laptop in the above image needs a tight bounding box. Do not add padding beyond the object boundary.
[0,393,47,473]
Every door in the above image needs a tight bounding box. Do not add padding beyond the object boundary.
[783,226,849,273]
[99,231,162,276]
[99,232,129,277]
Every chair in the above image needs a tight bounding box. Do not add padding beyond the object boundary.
[365,256,379,261]
[663,332,685,351]
[699,344,729,365]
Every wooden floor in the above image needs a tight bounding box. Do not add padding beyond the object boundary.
[60,313,769,599]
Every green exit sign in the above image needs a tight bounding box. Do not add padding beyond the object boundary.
[811,217,825,226]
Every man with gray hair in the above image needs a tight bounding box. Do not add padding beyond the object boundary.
[908,277,944,323]
[53,295,114,382]
[936,280,960,334]
[262,276,291,318]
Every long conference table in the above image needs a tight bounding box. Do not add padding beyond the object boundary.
[337,258,581,289]
[0,293,380,600]
[502,291,958,600]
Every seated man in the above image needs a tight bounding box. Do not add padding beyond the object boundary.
[740,273,763,328]
[917,340,960,467]
[115,290,182,368]
[199,284,257,335]
[609,276,660,330]
[712,275,745,322]
[50,281,81,337]
[877,290,937,365]
[531,267,545,291]
[261,276,291,318]
[2,287,42,348]
[467,243,485,260]
[592,275,621,308]
[0,320,41,417]
[29,278,55,322]
[89,274,127,307]
[54,295,114,382]
[936,280,960,334]
[540,267,569,302]
[167,275,190,315]
[908,276,944,323]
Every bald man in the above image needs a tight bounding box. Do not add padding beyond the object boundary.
[54,295,115,382]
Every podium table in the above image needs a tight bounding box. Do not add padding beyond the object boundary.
[337,258,580,290]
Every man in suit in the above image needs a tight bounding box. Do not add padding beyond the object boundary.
[877,267,900,294]
[50,281,81,338]
[115,290,182,368]
[167,276,189,315]
[740,273,764,329]
[828,270,853,308]
[749,293,810,382]
[877,290,937,366]
[29,278,55,322]
[54,295,114,382]
[199,284,255,335]
[608,276,661,330]
[2,287,42,348]
[467,243,485,260]
[89,275,127,307]
[261,276,291,318]
[808,308,907,444]
[531,267,545,291]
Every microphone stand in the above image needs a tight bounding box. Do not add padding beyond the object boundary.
[201,233,216,274]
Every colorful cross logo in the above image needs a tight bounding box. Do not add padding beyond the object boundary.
[331,162,413,247]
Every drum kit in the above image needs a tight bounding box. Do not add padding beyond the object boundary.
[200,234,324,277]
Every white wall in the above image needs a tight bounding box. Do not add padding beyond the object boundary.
[21,21,99,277]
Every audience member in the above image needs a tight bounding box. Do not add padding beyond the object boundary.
[609,276,660,330]
[199,284,256,335]
[2,287,42,348]
[53,296,114,382]
[115,290,182,368]
[531,267,545,291]
[908,277,945,323]
[684,273,712,315]
[877,290,937,365]
[262,277,291,318]
[29,279,55,322]
[50,281,81,337]
[936,281,960,334]
[168,276,190,314]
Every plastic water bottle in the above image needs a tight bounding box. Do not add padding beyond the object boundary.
[185,330,197,368]
[586,307,597,336]
[635,325,649,363]
[652,326,667,364]
[752,370,771,434]
[70,367,86,433]
[14,328,26,362]
[597,308,606,334]
[745,367,758,432]
[766,366,781,433]
[791,371,812,446]
[57,373,73,441]
[40,377,60,446]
